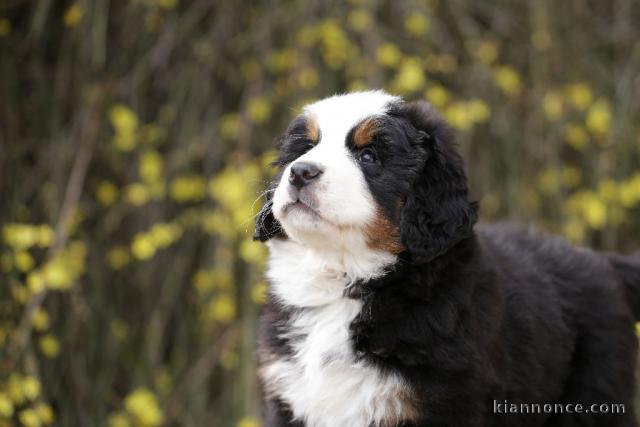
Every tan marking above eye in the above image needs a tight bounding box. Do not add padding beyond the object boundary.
[353,118,379,148]
[306,117,320,143]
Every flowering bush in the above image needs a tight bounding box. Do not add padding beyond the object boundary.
[1,1,639,426]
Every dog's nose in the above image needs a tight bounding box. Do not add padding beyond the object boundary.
[289,162,324,188]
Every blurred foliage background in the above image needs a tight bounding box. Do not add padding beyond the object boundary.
[1,0,640,426]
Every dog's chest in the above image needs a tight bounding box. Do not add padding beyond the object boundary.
[261,298,413,427]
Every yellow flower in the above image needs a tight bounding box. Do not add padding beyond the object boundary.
[472,40,498,65]
[566,83,593,110]
[12,284,29,304]
[125,183,151,206]
[252,282,267,305]
[209,164,260,213]
[8,374,25,404]
[111,104,138,132]
[537,170,560,195]
[531,31,551,50]
[237,416,261,427]
[583,195,607,229]
[404,13,429,37]
[209,295,236,323]
[131,234,156,260]
[376,43,402,67]
[247,97,272,124]
[170,175,206,202]
[493,65,522,96]
[39,335,61,358]
[108,413,131,427]
[35,403,54,425]
[598,179,619,202]
[201,210,234,238]
[41,263,66,290]
[317,19,355,69]
[585,100,611,136]
[239,239,267,266]
[154,369,173,396]
[542,91,564,121]
[297,68,319,90]
[124,388,163,427]
[19,408,41,427]
[466,99,491,123]
[35,242,86,291]
[107,246,131,270]
[3,223,39,249]
[220,114,240,140]
[564,124,589,151]
[192,270,217,294]
[157,0,177,9]
[15,249,35,272]
[296,26,317,47]
[96,181,119,206]
[37,225,54,247]
[138,124,165,145]
[0,393,14,418]
[32,308,50,332]
[563,219,585,243]
[444,103,472,132]
[0,18,11,37]
[220,349,239,370]
[110,104,139,152]
[42,260,72,290]
[348,9,372,32]
[425,85,450,108]
[139,151,163,183]
[392,57,426,94]
[63,4,83,27]
[149,223,181,248]
[22,376,41,400]
[267,49,297,73]
[636,322,640,338]
[619,175,640,208]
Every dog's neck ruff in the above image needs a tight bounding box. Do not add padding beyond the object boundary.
[266,234,396,308]
[262,238,416,427]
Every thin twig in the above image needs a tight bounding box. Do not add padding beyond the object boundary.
[163,326,240,424]
[10,103,101,364]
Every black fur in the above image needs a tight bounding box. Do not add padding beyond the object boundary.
[254,116,319,242]
[256,99,640,426]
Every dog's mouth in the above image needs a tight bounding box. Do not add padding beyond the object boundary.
[283,199,322,220]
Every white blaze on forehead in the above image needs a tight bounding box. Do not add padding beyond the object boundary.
[302,90,402,143]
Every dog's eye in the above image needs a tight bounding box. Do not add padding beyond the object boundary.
[358,148,377,163]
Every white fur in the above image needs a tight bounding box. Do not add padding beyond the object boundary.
[262,91,414,427]
[263,239,409,427]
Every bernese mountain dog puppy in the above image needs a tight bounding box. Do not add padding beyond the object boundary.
[253,90,640,427]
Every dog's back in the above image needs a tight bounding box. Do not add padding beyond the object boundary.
[478,223,639,426]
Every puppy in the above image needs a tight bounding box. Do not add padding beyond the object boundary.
[253,90,640,427]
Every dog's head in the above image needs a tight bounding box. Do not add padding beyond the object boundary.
[254,90,477,262]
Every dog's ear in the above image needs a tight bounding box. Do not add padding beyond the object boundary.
[395,101,478,262]
[253,186,285,242]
